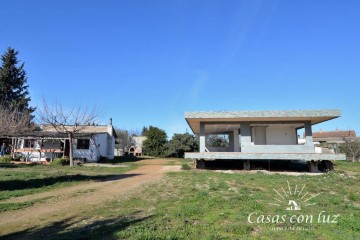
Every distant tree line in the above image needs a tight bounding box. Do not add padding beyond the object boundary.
[115,126,199,158]
[142,126,199,158]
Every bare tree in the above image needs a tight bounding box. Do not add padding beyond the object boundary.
[128,128,142,137]
[0,104,36,137]
[37,99,100,166]
[339,138,360,162]
[115,129,130,151]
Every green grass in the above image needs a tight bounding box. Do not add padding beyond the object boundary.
[164,158,193,166]
[84,161,360,239]
[2,160,360,240]
[108,171,359,239]
[0,196,53,212]
[0,201,36,212]
[0,162,137,201]
[334,161,360,174]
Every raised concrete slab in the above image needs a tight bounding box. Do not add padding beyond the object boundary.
[184,152,346,161]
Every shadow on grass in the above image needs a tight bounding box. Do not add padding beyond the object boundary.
[1,213,152,240]
[204,160,309,172]
[0,174,141,191]
[0,164,36,169]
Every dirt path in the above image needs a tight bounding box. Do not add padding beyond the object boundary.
[0,159,181,236]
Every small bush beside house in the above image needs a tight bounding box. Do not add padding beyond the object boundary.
[181,163,192,170]
[50,158,69,166]
[0,155,12,164]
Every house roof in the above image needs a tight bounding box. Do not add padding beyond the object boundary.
[15,131,93,139]
[313,130,356,139]
[42,125,118,138]
[185,110,341,134]
[7,124,118,139]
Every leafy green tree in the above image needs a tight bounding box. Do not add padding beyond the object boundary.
[166,133,198,158]
[142,126,167,157]
[207,135,229,148]
[141,126,149,136]
[0,48,34,115]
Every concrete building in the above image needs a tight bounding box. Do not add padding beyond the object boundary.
[184,110,346,172]
[129,136,147,156]
[13,123,117,163]
[312,129,357,144]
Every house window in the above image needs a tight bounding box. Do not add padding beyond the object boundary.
[77,139,90,149]
[24,139,36,148]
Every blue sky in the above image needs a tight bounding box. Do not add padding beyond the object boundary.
[1,0,359,137]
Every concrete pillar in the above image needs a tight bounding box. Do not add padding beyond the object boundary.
[233,129,240,152]
[243,160,251,170]
[196,160,205,169]
[200,122,206,152]
[309,161,319,172]
[304,122,314,147]
[229,132,234,152]
[240,123,251,151]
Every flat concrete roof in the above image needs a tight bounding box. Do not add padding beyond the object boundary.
[185,110,341,134]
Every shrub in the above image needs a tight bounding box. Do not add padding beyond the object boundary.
[181,163,192,170]
[0,155,12,163]
[50,158,69,166]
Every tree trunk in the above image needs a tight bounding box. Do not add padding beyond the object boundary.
[68,133,74,166]
[11,138,15,158]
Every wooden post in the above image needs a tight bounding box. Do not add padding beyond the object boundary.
[63,139,66,159]
[39,139,43,163]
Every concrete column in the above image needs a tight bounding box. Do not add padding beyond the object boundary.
[304,122,314,147]
[233,129,240,152]
[243,160,251,170]
[199,122,206,152]
[196,160,205,169]
[240,123,251,151]
[229,132,234,152]
[309,161,319,172]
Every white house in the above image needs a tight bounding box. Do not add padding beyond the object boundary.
[14,122,117,163]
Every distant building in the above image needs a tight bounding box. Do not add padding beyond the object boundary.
[312,129,357,144]
[128,136,147,156]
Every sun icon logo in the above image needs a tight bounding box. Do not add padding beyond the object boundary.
[268,180,320,211]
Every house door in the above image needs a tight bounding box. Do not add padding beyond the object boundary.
[254,127,266,145]
[64,140,70,157]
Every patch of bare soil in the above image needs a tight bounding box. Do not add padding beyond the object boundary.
[0,159,178,236]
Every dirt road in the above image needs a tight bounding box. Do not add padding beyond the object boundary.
[0,159,181,236]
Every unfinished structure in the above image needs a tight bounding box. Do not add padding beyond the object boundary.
[184,110,346,172]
